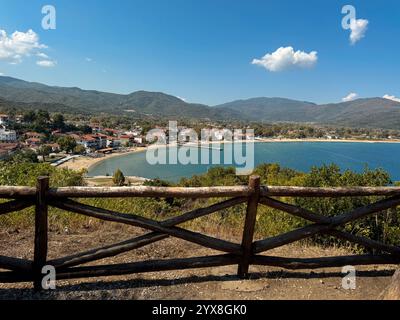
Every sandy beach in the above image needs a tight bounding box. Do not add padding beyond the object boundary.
[58,138,400,172]
[58,147,147,171]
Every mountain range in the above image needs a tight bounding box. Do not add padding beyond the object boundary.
[1,76,400,129]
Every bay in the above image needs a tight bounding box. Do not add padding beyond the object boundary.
[88,142,400,182]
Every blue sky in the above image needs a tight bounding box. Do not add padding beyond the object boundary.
[0,0,399,105]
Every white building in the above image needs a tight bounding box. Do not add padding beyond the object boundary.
[77,135,99,151]
[0,115,9,125]
[134,137,143,144]
[0,127,17,142]
[124,130,142,137]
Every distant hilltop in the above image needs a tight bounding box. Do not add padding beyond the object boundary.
[1,76,400,129]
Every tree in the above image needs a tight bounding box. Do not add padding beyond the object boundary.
[38,145,53,162]
[112,169,126,186]
[6,149,38,163]
[23,110,36,123]
[78,125,92,134]
[52,113,65,130]
[32,110,51,133]
[57,136,77,153]
[73,145,86,155]
[37,110,50,122]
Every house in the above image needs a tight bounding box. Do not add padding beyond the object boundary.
[77,135,99,151]
[15,115,24,123]
[90,123,102,133]
[134,137,143,144]
[0,114,9,125]
[0,127,17,142]
[106,137,121,148]
[119,134,134,146]
[51,130,62,136]
[68,133,82,141]
[212,129,233,141]
[124,129,142,137]
[94,133,108,149]
[25,138,42,147]
[44,143,60,152]
[0,143,19,159]
[25,132,45,140]
[104,128,121,136]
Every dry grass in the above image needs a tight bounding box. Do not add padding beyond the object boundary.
[0,223,396,300]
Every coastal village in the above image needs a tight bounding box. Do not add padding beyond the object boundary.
[2,110,400,167]
[0,112,146,164]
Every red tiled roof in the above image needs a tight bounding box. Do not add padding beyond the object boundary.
[45,143,60,148]
[0,143,18,151]
[81,135,97,141]
[25,132,45,137]
[119,135,133,139]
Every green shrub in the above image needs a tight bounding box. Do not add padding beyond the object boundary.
[1,161,399,252]
[112,169,126,186]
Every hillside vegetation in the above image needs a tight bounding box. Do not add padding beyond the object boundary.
[1,76,400,128]
[1,157,399,252]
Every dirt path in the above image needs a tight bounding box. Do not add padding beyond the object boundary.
[0,225,396,300]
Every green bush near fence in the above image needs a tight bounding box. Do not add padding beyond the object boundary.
[1,159,399,252]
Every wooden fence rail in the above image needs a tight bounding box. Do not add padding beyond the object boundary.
[1,176,400,290]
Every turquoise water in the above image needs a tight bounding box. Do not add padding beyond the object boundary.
[88,142,400,182]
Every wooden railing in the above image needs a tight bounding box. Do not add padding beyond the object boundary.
[1,176,400,291]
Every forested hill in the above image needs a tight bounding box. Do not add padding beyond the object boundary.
[215,97,400,129]
[1,76,400,129]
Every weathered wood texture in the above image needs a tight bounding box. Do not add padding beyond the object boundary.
[50,199,242,254]
[55,255,240,280]
[260,196,400,255]
[0,187,36,199]
[252,254,400,269]
[49,197,246,269]
[33,177,49,291]
[0,256,32,272]
[1,176,400,288]
[259,197,331,223]
[0,199,34,216]
[261,186,400,197]
[3,185,400,199]
[0,255,240,282]
[254,196,400,253]
[238,176,260,278]
[48,186,251,199]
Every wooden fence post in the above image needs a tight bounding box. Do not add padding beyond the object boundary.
[33,176,49,291]
[238,175,260,279]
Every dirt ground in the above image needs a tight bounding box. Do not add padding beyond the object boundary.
[0,224,397,300]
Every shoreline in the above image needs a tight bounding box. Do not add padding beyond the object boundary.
[256,138,400,144]
[58,147,147,172]
[59,138,400,173]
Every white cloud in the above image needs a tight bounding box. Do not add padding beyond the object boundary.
[252,46,318,72]
[383,94,400,103]
[0,29,47,64]
[37,60,57,67]
[342,92,359,102]
[37,52,49,59]
[85,57,93,62]
[350,19,369,45]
